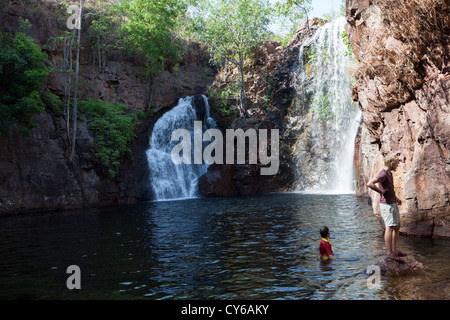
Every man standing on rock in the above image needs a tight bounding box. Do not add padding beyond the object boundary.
[367,154,406,261]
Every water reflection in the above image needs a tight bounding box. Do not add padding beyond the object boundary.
[0,193,449,300]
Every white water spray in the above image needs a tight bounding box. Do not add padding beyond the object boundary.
[146,95,217,201]
[293,17,361,193]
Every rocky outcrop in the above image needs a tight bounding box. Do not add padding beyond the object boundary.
[197,19,325,197]
[347,0,450,237]
[365,256,430,277]
[0,0,215,213]
[0,111,148,212]
[197,111,295,197]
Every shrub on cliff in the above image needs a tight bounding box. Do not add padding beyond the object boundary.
[0,21,50,136]
[78,99,145,179]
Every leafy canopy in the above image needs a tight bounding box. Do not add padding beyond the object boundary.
[116,0,188,75]
[190,0,271,66]
[273,0,312,25]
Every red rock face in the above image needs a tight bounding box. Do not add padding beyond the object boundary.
[347,0,450,238]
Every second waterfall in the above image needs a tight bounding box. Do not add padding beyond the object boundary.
[289,17,361,193]
[146,95,217,201]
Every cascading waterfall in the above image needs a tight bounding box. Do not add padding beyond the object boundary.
[146,95,217,201]
[292,17,361,193]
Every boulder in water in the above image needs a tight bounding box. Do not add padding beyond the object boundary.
[365,255,430,277]
[198,164,238,197]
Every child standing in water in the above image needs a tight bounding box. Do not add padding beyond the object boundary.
[319,226,336,261]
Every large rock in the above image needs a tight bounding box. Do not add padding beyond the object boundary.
[0,113,82,212]
[365,256,430,277]
[197,116,293,197]
[347,0,450,238]
[198,165,238,197]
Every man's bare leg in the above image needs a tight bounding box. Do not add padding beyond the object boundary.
[391,225,400,253]
[385,227,393,255]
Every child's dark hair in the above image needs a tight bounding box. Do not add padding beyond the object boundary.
[320,226,329,238]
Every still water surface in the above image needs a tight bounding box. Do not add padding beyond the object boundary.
[0,193,449,299]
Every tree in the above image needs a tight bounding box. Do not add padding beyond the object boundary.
[70,0,83,160]
[87,0,120,70]
[116,0,187,111]
[190,0,271,117]
[62,29,75,136]
[274,0,312,32]
[0,19,50,136]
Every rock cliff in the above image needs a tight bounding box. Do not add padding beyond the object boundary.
[197,39,296,197]
[0,0,215,213]
[346,0,450,237]
[197,19,325,197]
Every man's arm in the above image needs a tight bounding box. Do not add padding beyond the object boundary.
[394,195,402,205]
[367,177,385,195]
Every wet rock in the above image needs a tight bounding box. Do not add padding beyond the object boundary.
[198,165,238,197]
[193,94,207,121]
[365,255,430,277]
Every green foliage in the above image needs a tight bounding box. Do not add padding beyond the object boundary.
[306,43,330,64]
[190,0,271,67]
[189,0,271,114]
[0,23,50,136]
[116,0,187,76]
[310,93,334,121]
[273,0,312,20]
[262,80,273,113]
[318,0,346,20]
[78,99,143,179]
[208,84,239,117]
[40,91,64,116]
[0,91,45,137]
[339,0,346,17]
[273,0,312,36]
[269,29,296,47]
[304,47,317,64]
[340,30,354,57]
[86,1,120,69]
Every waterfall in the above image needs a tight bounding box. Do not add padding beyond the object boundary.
[146,95,217,201]
[291,17,361,194]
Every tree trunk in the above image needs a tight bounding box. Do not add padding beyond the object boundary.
[238,53,249,118]
[70,0,82,160]
[97,35,101,68]
[299,4,310,33]
[64,30,75,141]
[63,33,68,129]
